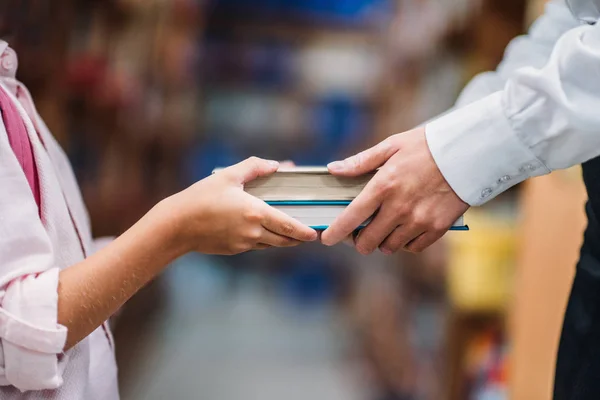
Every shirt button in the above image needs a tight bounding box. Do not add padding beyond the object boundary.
[498,175,511,183]
[481,188,493,198]
[520,163,537,173]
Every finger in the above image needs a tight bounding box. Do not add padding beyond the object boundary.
[379,225,425,255]
[327,139,398,177]
[321,180,381,246]
[225,157,279,184]
[404,230,446,253]
[260,229,303,248]
[253,243,272,251]
[260,204,318,242]
[354,207,403,255]
[279,160,295,169]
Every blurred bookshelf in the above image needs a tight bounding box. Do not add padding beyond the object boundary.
[193,0,392,176]
[445,202,518,400]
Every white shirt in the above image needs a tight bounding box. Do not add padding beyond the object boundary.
[0,41,119,399]
[425,0,600,206]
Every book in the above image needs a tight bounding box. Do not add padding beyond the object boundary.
[268,201,466,231]
[237,166,374,201]
[212,166,468,231]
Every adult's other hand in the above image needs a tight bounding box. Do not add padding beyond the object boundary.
[321,127,468,254]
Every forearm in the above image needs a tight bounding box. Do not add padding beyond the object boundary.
[57,198,188,349]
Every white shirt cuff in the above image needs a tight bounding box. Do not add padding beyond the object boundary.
[425,91,551,206]
[0,269,68,391]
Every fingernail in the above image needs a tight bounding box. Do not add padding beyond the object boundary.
[380,247,392,255]
[268,160,279,168]
[327,161,344,172]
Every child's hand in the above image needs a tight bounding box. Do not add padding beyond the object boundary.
[165,157,318,255]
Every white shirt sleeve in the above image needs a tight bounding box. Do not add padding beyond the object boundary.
[425,0,597,206]
[0,117,67,391]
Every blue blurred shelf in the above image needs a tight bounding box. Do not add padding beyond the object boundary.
[209,0,393,26]
[206,0,394,36]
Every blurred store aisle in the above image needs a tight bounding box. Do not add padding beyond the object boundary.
[117,254,372,400]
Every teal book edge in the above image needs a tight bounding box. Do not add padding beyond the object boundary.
[265,200,469,231]
[309,225,470,232]
[266,200,353,206]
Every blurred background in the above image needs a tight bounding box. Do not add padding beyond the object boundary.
[0,0,585,399]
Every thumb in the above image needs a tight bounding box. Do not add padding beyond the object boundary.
[226,157,279,184]
[327,139,398,177]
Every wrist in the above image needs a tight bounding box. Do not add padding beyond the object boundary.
[146,196,193,259]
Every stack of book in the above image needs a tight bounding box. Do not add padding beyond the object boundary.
[238,166,468,231]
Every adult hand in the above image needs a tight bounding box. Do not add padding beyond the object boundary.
[320,127,468,254]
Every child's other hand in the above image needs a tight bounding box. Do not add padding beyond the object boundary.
[166,157,318,255]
